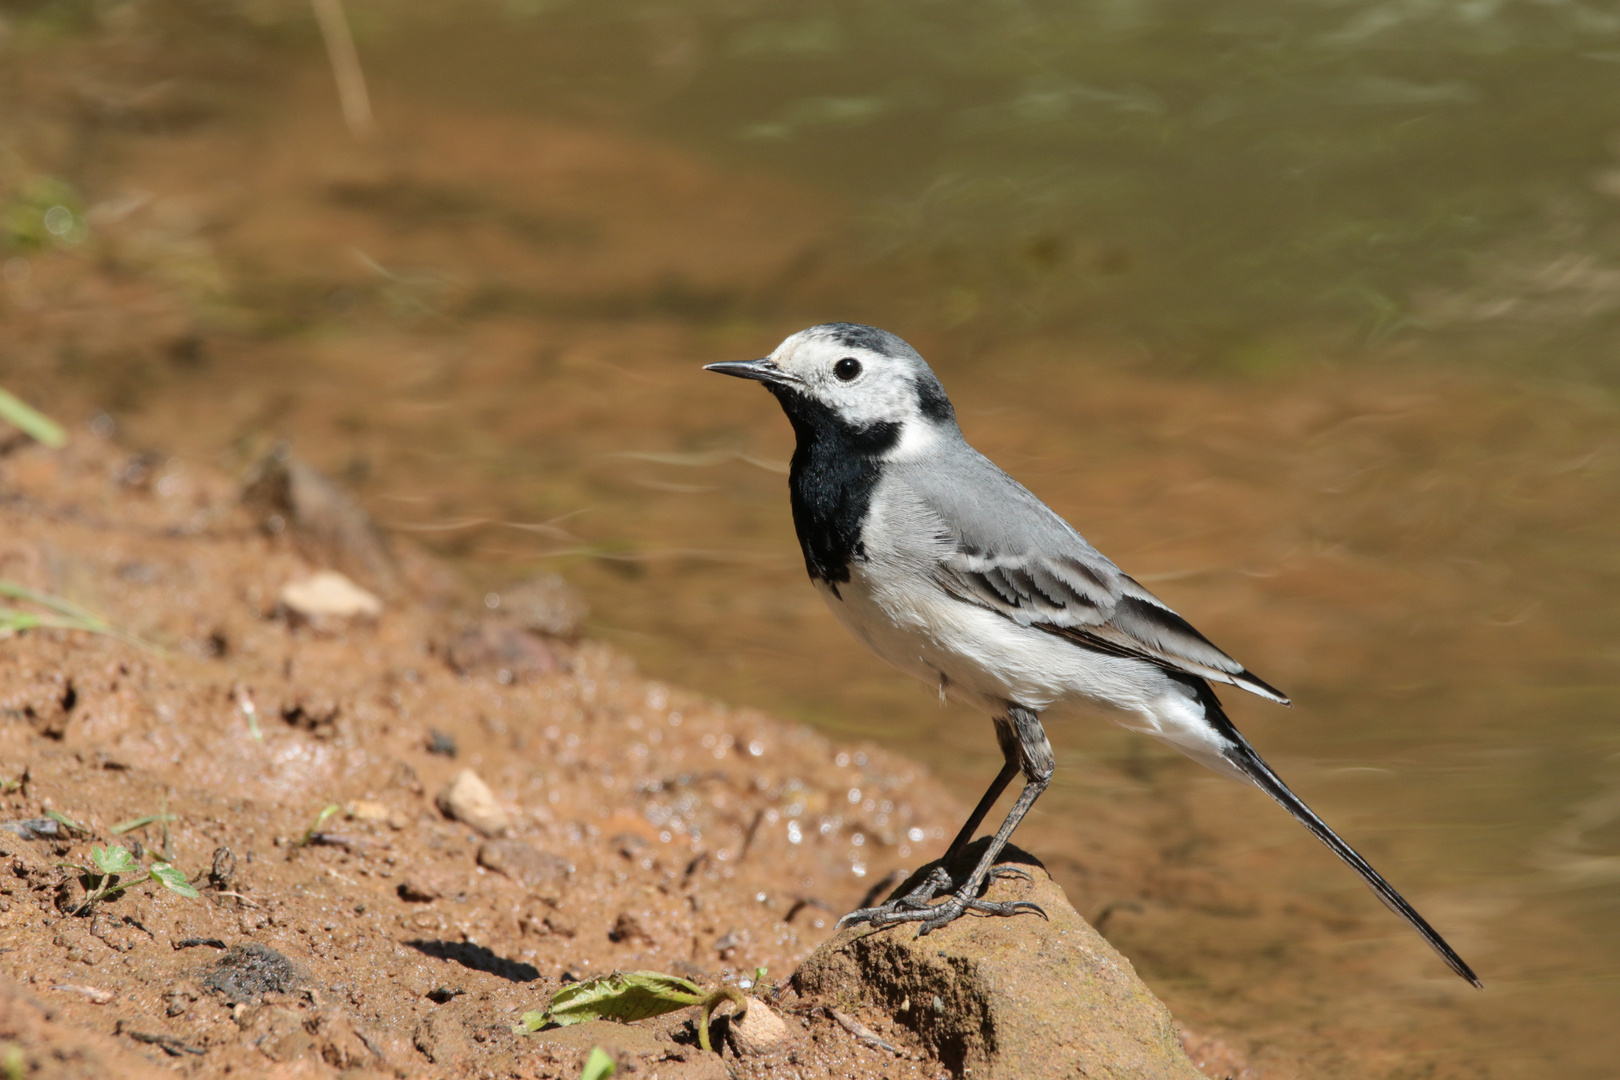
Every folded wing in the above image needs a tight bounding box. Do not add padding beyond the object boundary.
[903,447,1289,704]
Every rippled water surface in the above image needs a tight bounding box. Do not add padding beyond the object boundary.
[5,0,1620,1075]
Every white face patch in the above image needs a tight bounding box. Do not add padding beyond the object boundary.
[769,327,956,439]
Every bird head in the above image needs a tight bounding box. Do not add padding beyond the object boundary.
[705,323,958,455]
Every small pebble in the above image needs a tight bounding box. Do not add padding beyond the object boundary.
[435,769,509,836]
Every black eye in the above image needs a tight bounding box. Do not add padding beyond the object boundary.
[834,357,862,381]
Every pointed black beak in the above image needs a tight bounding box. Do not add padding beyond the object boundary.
[703,358,797,385]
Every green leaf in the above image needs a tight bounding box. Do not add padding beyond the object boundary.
[42,809,90,835]
[91,845,138,875]
[150,863,199,898]
[519,1010,550,1032]
[579,1046,615,1080]
[539,971,705,1028]
[0,388,66,448]
[111,813,178,835]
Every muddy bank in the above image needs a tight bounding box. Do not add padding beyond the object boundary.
[0,437,1244,1077]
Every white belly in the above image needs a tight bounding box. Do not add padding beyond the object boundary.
[817,564,1161,715]
[815,562,1239,773]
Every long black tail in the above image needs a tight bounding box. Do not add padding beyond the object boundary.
[1197,685,1482,987]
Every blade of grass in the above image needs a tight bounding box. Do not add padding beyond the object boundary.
[111,813,178,835]
[43,809,91,835]
[0,388,66,448]
[0,580,107,625]
[0,580,162,655]
[1,607,110,635]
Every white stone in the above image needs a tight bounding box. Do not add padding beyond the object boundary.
[278,571,382,619]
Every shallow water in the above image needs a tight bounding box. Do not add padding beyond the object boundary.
[4,0,1620,1075]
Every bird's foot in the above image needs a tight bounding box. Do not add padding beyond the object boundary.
[915,892,1046,935]
[837,865,951,929]
[837,864,1043,933]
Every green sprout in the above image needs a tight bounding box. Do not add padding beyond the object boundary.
[293,803,342,848]
[519,969,763,1054]
[579,1047,614,1080]
[59,843,199,915]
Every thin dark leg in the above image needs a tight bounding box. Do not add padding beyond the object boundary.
[945,757,1020,857]
[838,729,1021,925]
[840,705,1052,932]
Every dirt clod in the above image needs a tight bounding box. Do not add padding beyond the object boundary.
[241,450,399,596]
[445,620,558,680]
[397,867,467,903]
[492,573,588,639]
[202,943,309,1005]
[477,837,571,888]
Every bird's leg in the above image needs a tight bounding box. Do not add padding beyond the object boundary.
[944,715,1024,858]
[938,717,1035,891]
[840,707,1050,931]
[839,720,1021,926]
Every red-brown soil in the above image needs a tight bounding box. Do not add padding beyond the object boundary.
[0,435,973,1078]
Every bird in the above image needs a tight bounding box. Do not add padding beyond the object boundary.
[704,321,1480,987]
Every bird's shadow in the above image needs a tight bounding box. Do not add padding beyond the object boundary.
[404,939,539,983]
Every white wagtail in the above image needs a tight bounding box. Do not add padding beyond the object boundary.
[706,322,1479,987]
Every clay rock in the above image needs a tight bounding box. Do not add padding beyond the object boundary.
[435,768,510,836]
[242,448,399,595]
[414,1010,478,1068]
[792,842,1204,1080]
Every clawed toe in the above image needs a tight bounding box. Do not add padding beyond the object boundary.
[837,865,956,928]
[838,859,1046,934]
[917,898,1046,935]
[838,900,922,929]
